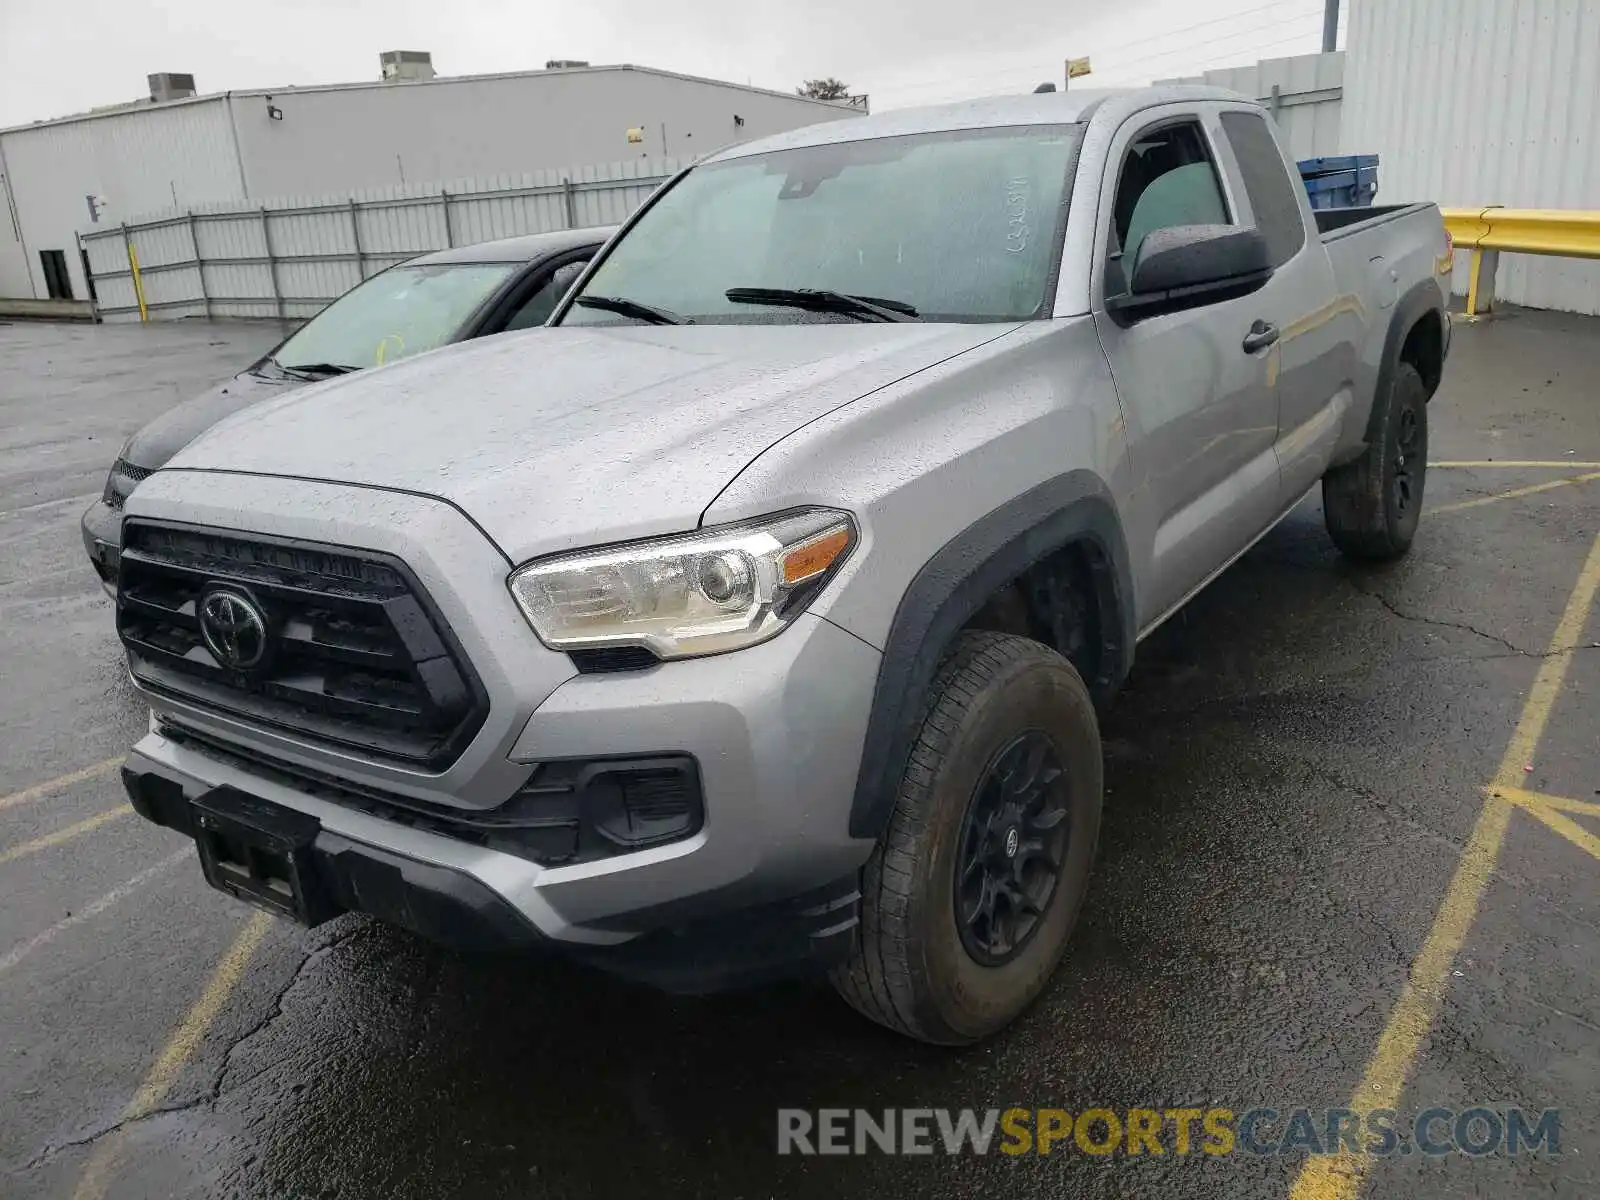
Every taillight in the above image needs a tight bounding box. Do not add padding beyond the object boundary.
[1443,230,1454,256]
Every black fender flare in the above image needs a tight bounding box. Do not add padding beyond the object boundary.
[1366,281,1446,443]
[846,471,1136,840]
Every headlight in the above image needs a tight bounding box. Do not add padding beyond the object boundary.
[508,509,857,660]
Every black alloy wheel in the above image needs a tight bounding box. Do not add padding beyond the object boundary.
[954,730,1072,966]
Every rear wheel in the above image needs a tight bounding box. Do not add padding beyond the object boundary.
[1323,362,1429,560]
[831,632,1102,1044]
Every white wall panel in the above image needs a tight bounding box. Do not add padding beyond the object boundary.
[5,66,853,301]
[1161,51,1344,160]
[0,98,244,300]
[227,67,854,202]
[1343,0,1600,314]
[0,146,30,297]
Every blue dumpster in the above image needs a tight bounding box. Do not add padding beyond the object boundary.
[1298,155,1379,209]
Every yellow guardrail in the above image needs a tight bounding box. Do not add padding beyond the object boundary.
[1440,206,1600,316]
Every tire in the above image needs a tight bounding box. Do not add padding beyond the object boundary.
[1323,362,1429,561]
[831,631,1103,1045]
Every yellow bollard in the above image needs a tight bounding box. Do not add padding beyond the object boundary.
[126,239,149,323]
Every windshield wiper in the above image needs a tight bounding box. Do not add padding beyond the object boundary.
[573,294,689,325]
[725,287,918,322]
[276,360,359,379]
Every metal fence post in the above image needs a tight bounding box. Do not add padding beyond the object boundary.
[348,199,365,280]
[187,210,210,320]
[74,231,100,313]
[441,190,455,247]
[562,177,577,229]
[261,207,283,321]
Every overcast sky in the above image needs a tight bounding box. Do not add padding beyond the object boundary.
[1,0,1345,127]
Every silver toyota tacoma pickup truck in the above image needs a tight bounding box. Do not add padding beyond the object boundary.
[117,85,1450,1044]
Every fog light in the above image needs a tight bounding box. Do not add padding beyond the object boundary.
[589,765,698,848]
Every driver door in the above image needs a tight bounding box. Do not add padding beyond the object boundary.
[1091,106,1283,630]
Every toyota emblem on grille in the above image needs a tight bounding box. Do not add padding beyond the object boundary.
[198,588,269,670]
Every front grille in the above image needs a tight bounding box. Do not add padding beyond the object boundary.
[119,521,487,770]
[103,458,154,510]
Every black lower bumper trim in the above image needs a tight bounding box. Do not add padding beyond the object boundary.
[122,760,860,990]
[570,875,860,994]
[124,764,542,951]
[317,832,544,951]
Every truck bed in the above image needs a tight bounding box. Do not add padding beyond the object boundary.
[1315,203,1434,240]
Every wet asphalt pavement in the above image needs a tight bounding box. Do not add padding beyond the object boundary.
[1,311,1597,1199]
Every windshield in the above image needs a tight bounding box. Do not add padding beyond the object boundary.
[559,124,1080,325]
[272,261,521,372]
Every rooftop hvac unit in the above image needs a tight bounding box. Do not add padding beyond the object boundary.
[147,73,196,102]
[380,51,436,82]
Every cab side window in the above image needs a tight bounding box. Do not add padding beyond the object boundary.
[504,260,589,332]
[1218,111,1306,266]
[1110,121,1231,283]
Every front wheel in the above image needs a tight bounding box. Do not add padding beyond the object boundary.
[831,632,1102,1045]
[1323,362,1429,560]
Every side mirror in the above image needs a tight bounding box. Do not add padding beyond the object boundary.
[1107,225,1273,320]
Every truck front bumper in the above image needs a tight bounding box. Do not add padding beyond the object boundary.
[122,609,882,991]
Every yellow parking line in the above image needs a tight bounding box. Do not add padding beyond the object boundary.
[1498,787,1600,863]
[1495,543,1600,787]
[1429,470,1600,516]
[71,911,273,1200]
[1289,529,1600,1200]
[0,758,124,813]
[1432,460,1600,469]
[0,806,131,866]
[1494,785,1600,818]
[0,848,190,977]
[1516,802,1600,863]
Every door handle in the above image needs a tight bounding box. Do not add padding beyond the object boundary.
[1242,320,1280,354]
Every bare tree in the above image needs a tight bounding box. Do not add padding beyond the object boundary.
[797,78,852,101]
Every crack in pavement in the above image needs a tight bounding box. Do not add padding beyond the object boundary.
[208,922,367,1100]
[18,1093,214,1169]
[1354,584,1535,655]
[20,922,368,1173]
[1290,757,1473,854]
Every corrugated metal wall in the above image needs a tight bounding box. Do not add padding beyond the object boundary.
[1161,51,1345,160]
[81,158,681,322]
[0,98,246,302]
[228,67,858,200]
[4,66,858,301]
[1343,0,1600,314]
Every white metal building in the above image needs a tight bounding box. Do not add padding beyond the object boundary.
[0,60,862,302]
[1342,0,1600,315]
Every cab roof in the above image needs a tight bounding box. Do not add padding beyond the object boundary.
[706,84,1253,161]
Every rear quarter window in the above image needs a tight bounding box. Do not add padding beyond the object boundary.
[1219,111,1306,267]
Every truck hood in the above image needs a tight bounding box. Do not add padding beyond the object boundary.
[124,368,301,470]
[167,322,1018,563]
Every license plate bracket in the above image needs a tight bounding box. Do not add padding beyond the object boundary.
[192,787,332,926]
